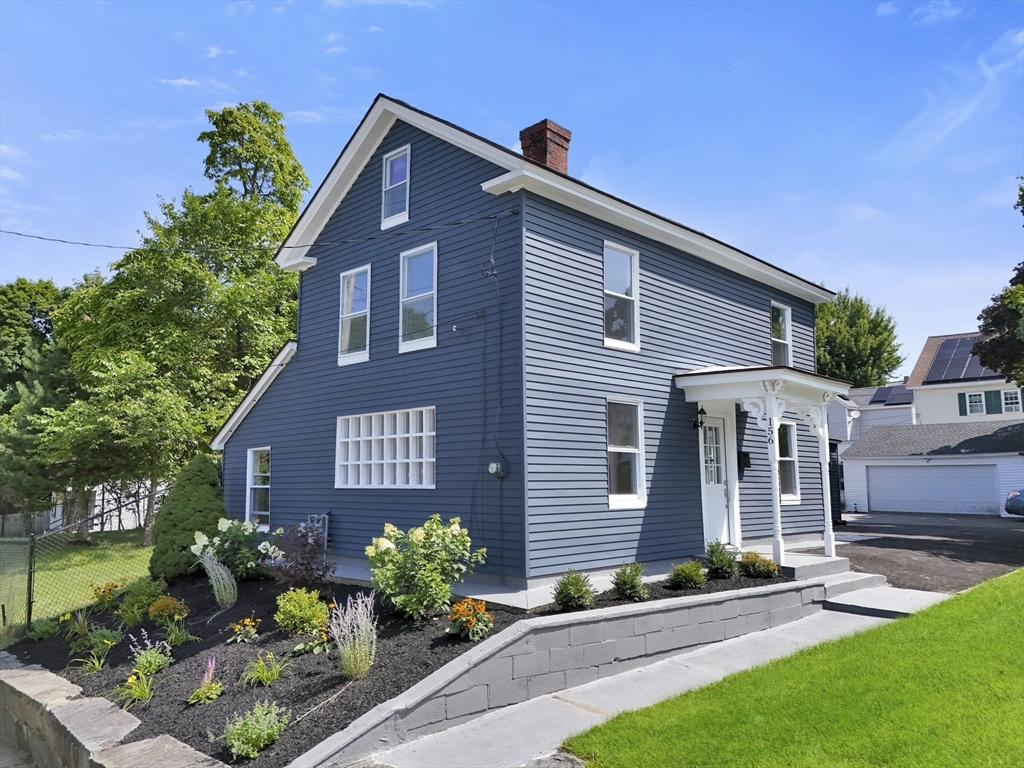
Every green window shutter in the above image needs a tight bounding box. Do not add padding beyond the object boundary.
[958,392,967,416]
[985,390,1002,415]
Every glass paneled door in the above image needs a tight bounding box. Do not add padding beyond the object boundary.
[700,416,730,544]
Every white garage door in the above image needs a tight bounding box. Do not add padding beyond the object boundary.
[867,464,999,514]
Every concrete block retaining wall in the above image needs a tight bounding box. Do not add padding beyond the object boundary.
[295,579,825,767]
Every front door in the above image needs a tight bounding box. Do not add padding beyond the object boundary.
[700,416,731,544]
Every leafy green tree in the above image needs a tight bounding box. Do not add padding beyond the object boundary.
[973,262,1024,386]
[815,288,903,387]
[0,278,65,409]
[150,453,227,581]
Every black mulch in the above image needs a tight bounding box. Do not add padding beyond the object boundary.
[8,571,792,766]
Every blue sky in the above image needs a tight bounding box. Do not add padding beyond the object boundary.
[1,0,1021,376]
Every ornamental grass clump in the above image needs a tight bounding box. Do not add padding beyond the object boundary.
[187,657,223,705]
[667,560,707,590]
[611,562,649,602]
[197,549,237,609]
[553,567,597,612]
[222,700,290,760]
[115,669,157,711]
[365,515,487,620]
[705,539,738,579]
[447,598,493,642]
[329,592,377,679]
[738,551,781,578]
[240,651,291,687]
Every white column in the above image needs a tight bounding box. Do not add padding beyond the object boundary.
[742,380,787,566]
[798,393,837,558]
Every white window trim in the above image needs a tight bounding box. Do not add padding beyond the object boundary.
[602,241,641,352]
[778,422,801,505]
[607,396,647,510]
[381,144,411,230]
[399,242,438,353]
[965,392,985,415]
[335,407,436,489]
[338,265,371,366]
[1001,389,1021,413]
[771,302,792,367]
[245,447,271,532]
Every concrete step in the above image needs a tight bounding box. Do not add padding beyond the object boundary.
[818,571,888,600]
[781,553,849,580]
[823,586,951,619]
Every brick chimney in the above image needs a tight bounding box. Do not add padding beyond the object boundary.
[519,119,572,174]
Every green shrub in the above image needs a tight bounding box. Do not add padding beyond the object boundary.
[27,618,60,641]
[117,577,167,627]
[150,454,227,581]
[739,551,781,578]
[128,628,173,674]
[274,588,328,636]
[222,700,290,760]
[705,540,738,579]
[553,567,597,612]
[611,562,648,602]
[71,627,122,655]
[365,515,487,620]
[667,560,707,589]
[148,595,188,626]
[240,651,291,687]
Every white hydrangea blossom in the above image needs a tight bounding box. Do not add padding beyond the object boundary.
[217,518,231,532]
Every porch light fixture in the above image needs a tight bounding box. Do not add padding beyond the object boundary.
[692,407,707,430]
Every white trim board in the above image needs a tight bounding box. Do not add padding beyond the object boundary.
[211,341,298,450]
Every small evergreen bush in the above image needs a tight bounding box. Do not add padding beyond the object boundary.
[666,560,707,589]
[705,539,738,579]
[150,454,226,581]
[552,567,597,612]
[738,551,781,578]
[611,562,648,602]
[274,588,329,636]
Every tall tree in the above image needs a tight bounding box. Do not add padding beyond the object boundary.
[973,262,1024,387]
[0,278,65,407]
[815,288,903,387]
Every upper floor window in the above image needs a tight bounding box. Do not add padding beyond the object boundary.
[1003,389,1022,413]
[603,242,640,351]
[400,242,437,353]
[607,398,646,509]
[247,447,271,530]
[966,392,984,415]
[338,266,370,366]
[336,407,436,488]
[778,423,800,503]
[381,145,410,229]
[771,303,791,366]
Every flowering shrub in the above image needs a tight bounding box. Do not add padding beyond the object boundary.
[274,588,329,637]
[190,518,270,579]
[227,615,261,644]
[222,700,290,759]
[738,551,781,578]
[187,657,223,705]
[329,593,377,678]
[148,596,189,626]
[265,522,336,588]
[90,582,123,610]
[128,628,173,674]
[447,598,493,642]
[365,515,487,620]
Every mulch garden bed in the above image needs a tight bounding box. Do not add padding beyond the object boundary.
[8,570,793,767]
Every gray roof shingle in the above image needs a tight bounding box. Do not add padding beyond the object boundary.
[842,421,1024,458]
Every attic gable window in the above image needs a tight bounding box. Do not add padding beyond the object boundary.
[381,145,410,229]
[771,303,792,366]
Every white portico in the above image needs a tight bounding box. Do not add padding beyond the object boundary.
[673,365,851,566]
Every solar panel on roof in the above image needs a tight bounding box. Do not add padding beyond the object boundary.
[923,335,1001,382]
[870,386,892,404]
[885,386,914,406]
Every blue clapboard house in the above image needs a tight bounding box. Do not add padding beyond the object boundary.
[212,95,850,605]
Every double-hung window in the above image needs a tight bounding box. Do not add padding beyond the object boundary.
[771,303,792,366]
[966,392,984,415]
[607,398,646,508]
[336,407,436,488]
[1003,389,1022,413]
[400,242,437,352]
[777,423,800,503]
[603,242,640,351]
[381,145,410,229]
[246,448,271,530]
[338,266,370,365]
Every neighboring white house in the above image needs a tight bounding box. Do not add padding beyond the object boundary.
[827,382,914,455]
[841,333,1024,515]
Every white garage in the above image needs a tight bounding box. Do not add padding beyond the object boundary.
[866,464,999,515]
[840,422,1024,517]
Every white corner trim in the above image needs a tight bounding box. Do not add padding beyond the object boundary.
[211,341,298,450]
[482,168,834,305]
[277,98,521,272]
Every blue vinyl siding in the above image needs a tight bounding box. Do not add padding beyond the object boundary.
[520,194,823,576]
[223,120,526,576]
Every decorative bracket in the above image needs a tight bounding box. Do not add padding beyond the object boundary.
[796,404,826,439]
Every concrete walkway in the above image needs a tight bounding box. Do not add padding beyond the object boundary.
[369,609,888,768]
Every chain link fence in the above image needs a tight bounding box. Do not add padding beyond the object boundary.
[0,489,166,646]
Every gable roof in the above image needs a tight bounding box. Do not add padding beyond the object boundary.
[211,341,297,451]
[905,332,1002,387]
[276,94,834,305]
[841,421,1024,458]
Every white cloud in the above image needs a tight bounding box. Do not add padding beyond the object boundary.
[910,1,962,26]
[0,168,27,183]
[848,204,884,220]
[367,26,383,32]
[876,2,899,16]
[204,46,232,58]
[326,45,347,54]
[0,144,28,162]
[287,110,324,123]
[159,77,202,87]
[327,33,340,42]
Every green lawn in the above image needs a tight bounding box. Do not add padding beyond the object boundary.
[565,569,1024,767]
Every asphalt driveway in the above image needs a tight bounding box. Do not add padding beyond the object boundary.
[808,512,1024,593]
